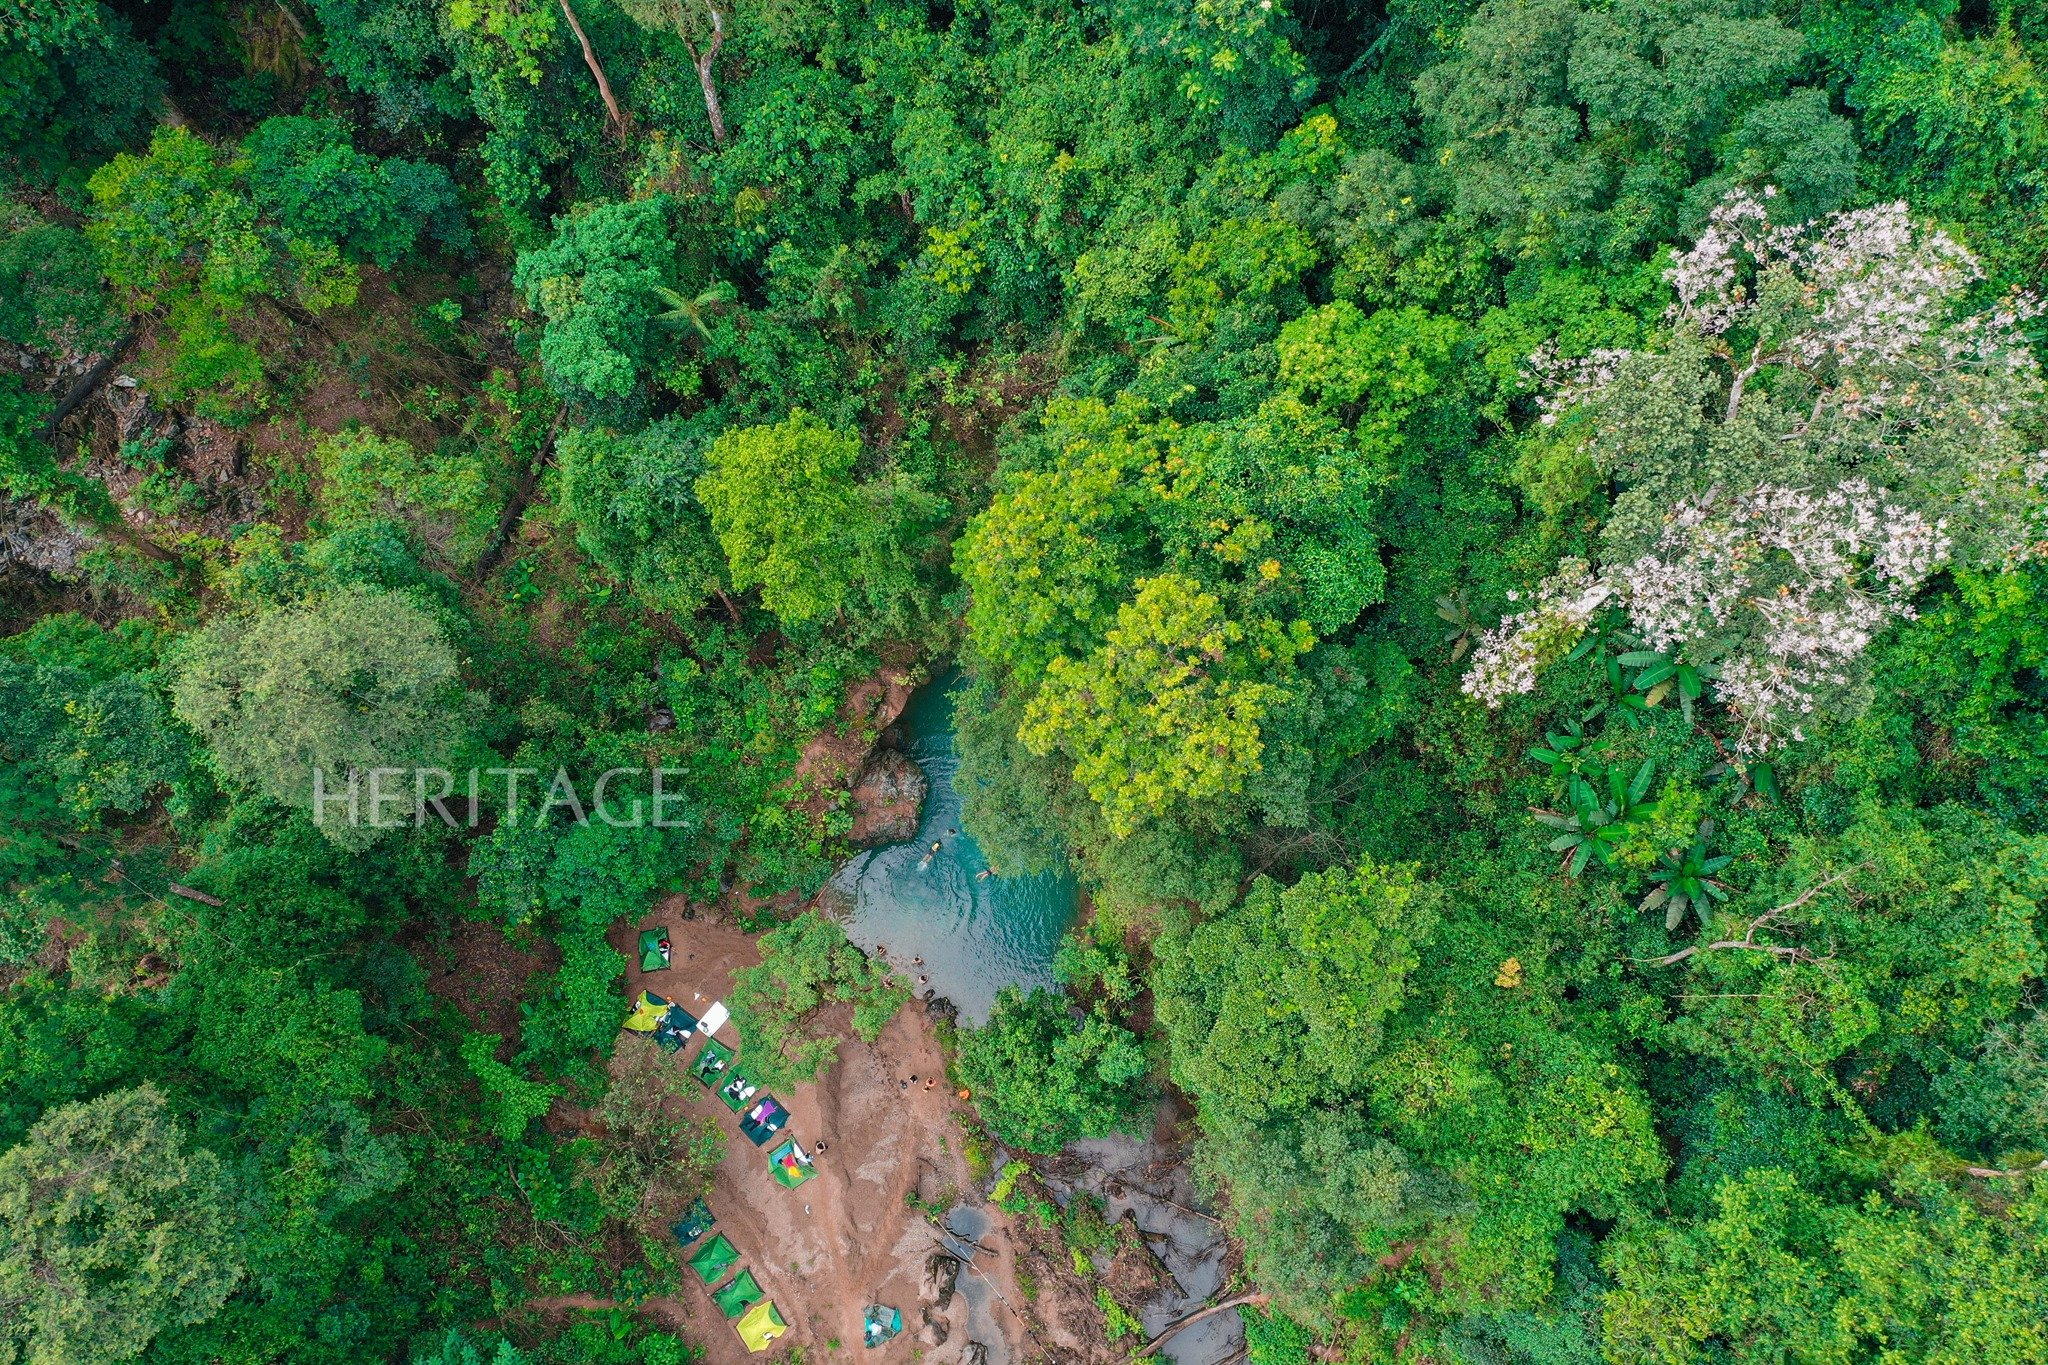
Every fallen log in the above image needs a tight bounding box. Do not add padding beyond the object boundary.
[1132,1291,1269,1359]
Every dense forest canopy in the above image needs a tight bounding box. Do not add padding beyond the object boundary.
[3,0,2048,1362]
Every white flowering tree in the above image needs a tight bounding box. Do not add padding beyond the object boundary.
[1467,189,2048,750]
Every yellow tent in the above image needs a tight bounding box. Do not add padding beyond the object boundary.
[621,990,668,1032]
[736,1299,788,1353]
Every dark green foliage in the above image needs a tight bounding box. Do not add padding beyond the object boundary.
[954,986,1148,1152]
[554,417,726,615]
[242,116,471,268]
[0,1,164,184]
[0,214,123,355]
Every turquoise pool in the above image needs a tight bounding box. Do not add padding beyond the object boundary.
[830,667,1079,1024]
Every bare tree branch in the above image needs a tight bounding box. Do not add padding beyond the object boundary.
[1642,866,1861,968]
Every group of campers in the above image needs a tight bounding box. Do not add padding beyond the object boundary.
[630,928,904,1352]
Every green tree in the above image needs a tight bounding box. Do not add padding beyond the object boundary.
[241,115,470,269]
[956,397,1166,691]
[460,1032,561,1142]
[0,214,122,356]
[1155,858,1443,1126]
[1020,572,1313,837]
[0,1085,243,1365]
[956,987,1148,1152]
[728,911,908,1088]
[554,418,728,615]
[697,409,931,631]
[0,0,162,184]
[1602,1161,2048,1364]
[169,586,480,842]
[513,197,679,402]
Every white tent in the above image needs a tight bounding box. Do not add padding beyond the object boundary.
[698,1000,730,1037]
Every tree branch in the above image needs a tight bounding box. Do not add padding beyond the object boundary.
[1641,866,1860,968]
[684,7,728,145]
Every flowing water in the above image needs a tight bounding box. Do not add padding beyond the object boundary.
[830,667,1080,1024]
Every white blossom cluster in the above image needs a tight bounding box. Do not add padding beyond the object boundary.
[1662,184,1801,337]
[1529,186,2044,423]
[1477,189,2047,750]
[1528,341,1634,427]
[1465,481,1955,748]
[1459,559,1610,708]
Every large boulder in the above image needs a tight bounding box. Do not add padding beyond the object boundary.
[848,748,928,847]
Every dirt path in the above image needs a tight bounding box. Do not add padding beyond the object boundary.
[608,905,1022,1365]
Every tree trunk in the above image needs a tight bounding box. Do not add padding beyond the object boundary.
[689,9,728,145]
[40,332,137,440]
[558,0,626,136]
[102,514,178,563]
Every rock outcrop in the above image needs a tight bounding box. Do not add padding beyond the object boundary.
[848,747,928,847]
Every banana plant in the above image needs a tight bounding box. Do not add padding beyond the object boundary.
[1527,719,1609,785]
[1640,822,1734,929]
[1534,757,1658,876]
[1437,590,1479,662]
[1616,648,1718,723]
[1585,654,1655,730]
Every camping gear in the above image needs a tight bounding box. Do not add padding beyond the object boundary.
[689,1233,739,1284]
[670,1199,714,1247]
[697,1000,731,1036]
[691,1037,736,1086]
[713,1269,765,1319]
[862,1305,903,1348]
[621,990,670,1032]
[718,1074,761,1112]
[736,1300,787,1353]
[638,928,672,972]
[739,1096,788,1146]
[653,1003,699,1053]
[769,1137,817,1189]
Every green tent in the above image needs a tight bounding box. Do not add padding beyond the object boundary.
[769,1137,817,1189]
[692,1037,737,1087]
[690,1233,739,1284]
[638,928,671,972]
[671,1199,714,1247]
[714,1269,765,1319]
[862,1304,902,1348]
[739,1096,789,1146]
[718,1073,762,1113]
[737,1300,788,1353]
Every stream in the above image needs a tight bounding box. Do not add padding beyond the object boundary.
[828,667,1080,1024]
